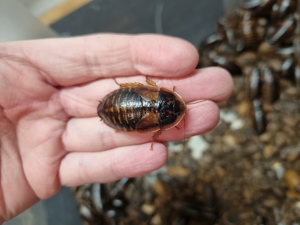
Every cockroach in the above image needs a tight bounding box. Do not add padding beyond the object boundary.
[280,57,294,79]
[216,10,242,51]
[248,67,261,100]
[266,15,296,44]
[239,10,259,48]
[294,61,300,88]
[251,99,266,134]
[271,0,297,21]
[97,77,186,150]
[261,65,280,103]
[207,50,242,75]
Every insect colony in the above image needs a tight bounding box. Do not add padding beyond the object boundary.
[75,0,300,224]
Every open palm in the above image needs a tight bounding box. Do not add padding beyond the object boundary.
[0,34,233,222]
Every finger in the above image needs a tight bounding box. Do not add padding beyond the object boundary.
[5,34,198,86]
[59,67,233,117]
[63,101,219,152]
[18,118,67,199]
[59,143,168,186]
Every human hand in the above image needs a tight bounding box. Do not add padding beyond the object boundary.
[0,34,233,221]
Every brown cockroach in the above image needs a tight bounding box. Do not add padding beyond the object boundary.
[97,77,186,149]
[251,99,266,134]
[248,67,261,100]
[261,65,280,103]
[266,15,296,44]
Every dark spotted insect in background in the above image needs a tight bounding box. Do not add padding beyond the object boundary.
[97,77,186,149]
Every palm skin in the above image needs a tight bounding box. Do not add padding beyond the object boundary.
[0,34,233,222]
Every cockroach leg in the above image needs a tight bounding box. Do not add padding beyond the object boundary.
[173,86,176,91]
[175,126,180,130]
[114,78,143,88]
[151,129,162,150]
[146,77,158,87]
[113,78,120,86]
[119,83,143,88]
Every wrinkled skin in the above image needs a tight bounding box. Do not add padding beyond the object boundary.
[0,34,233,222]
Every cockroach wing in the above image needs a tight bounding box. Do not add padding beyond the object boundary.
[136,113,160,133]
[134,86,160,102]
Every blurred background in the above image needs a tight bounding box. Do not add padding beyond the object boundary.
[0,0,239,44]
[1,0,239,224]
[3,0,300,224]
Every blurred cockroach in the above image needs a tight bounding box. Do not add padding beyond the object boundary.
[239,10,259,48]
[266,15,296,44]
[251,99,266,134]
[97,77,186,150]
[271,0,297,21]
[261,65,280,103]
[248,67,261,100]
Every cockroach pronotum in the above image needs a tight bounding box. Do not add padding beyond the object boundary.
[97,77,186,150]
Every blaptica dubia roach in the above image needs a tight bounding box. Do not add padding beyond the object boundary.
[97,77,186,149]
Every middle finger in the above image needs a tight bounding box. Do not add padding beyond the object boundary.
[59,67,232,118]
[62,100,219,152]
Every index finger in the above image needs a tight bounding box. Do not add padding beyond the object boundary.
[59,67,233,118]
[5,34,199,86]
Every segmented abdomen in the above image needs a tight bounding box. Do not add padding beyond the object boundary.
[98,87,150,131]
